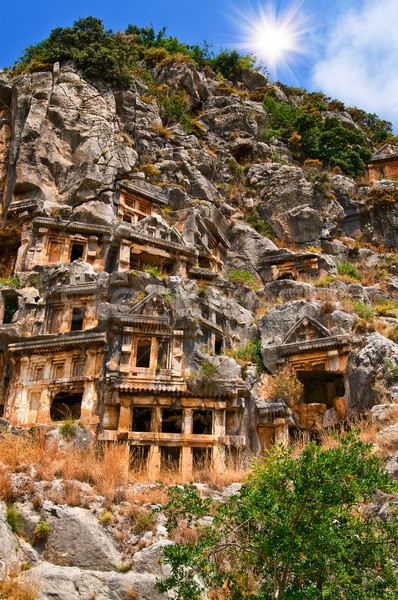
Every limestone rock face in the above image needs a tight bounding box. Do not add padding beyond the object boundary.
[248,163,346,243]
[20,503,123,571]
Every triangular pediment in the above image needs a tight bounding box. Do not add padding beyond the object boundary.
[129,292,170,317]
[370,143,398,162]
[135,215,185,245]
[283,316,331,345]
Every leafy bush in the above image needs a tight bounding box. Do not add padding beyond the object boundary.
[6,504,22,533]
[226,269,258,289]
[337,261,361,281]
[0,276,20,289]
[100,511,113,524]
[199,360,217,380]
[13,17,136,88]
[235,338,264,373]
[366,188,398,210]
[270,366,303,406]
[353,301,374,320]
[157,433,398,600]
[245,209,276,240]
[386,358,398,380]
[58,418,77,440]
[34,520,50,539]
[263,96,373,177]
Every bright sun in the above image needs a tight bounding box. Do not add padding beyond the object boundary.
[232,2,310,75]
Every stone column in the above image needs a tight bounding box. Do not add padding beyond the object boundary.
[147,445,161,479]
[274,418,289,445]
[213,408,226,472]
[118,240,131,271]
[118,402,131,432]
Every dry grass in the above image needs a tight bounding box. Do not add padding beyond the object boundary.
[0,565,40,600]
[0,432,129,505]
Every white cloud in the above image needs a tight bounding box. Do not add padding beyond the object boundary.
[311,0,398,130]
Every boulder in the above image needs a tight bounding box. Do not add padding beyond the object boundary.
[20,503,123,571]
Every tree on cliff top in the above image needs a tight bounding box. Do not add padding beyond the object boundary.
[156,433,398,600]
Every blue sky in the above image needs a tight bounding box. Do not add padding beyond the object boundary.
[1,0,398,131]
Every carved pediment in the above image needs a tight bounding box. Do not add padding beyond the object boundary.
[129,292,170,317]
[283,317,331,346]
[135,215,184,245]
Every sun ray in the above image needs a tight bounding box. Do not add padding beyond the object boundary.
[227,1,313,78]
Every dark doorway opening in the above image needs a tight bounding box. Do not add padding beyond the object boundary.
[70,306,86,331]
[136,339,151,368]
[160,446,181,470]
[215,337,222,355]
[130,445,150,469]
[50,392,82,421]
[192,410,213,435]
[3,295,18,324]
[193,447,212,471]
[132,408,152,432]
[105,246,119,274]
[70,243,85,262]
[162,409,183,433]
[297,370,345,409]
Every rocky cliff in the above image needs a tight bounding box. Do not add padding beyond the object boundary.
[1,49,398,598]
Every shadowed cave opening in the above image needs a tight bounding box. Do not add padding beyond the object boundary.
[192,410,213,434]
[50,392,82,421]
[132,407,152,432]
[297,370,345,409]
[162,409,183,433]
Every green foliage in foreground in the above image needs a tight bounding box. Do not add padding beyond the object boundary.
[156,433,398,600]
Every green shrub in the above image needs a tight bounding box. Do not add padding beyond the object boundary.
[353,301,374,320]
[235,338,264,373]
[58,418,77,440]
[157,433,398,600]
[312,275,336,288]
[117,563,132,573]
[374,298,398,316]
[6,504,22,533]
[199,360,217,380]
[143,265,165,278]
[386,358,398,380]
[337,262,361,281]
[13,17,136,88]
[34,520,50,539]
[226,269,258,289]
[100,511,113,525]
[245,210,276,240]
[0,276,20,289]
[366,188,398,210]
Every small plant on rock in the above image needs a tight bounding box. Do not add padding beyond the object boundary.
[34,520,50,539]
[100,511,113,525]
[200,360,217,380]
[337,261,361,281]
[226,269,258,289]
[6,504,22,533]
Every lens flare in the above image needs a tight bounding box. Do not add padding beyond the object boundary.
[230,1,311,77]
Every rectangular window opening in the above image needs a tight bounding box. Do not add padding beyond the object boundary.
[70,306,86,331]
[161,409,183,433]
[70,243,85,262]
[136,339,152,368]
[160,446,180,470]
[192,410,213,435]
[132,408,152,432]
